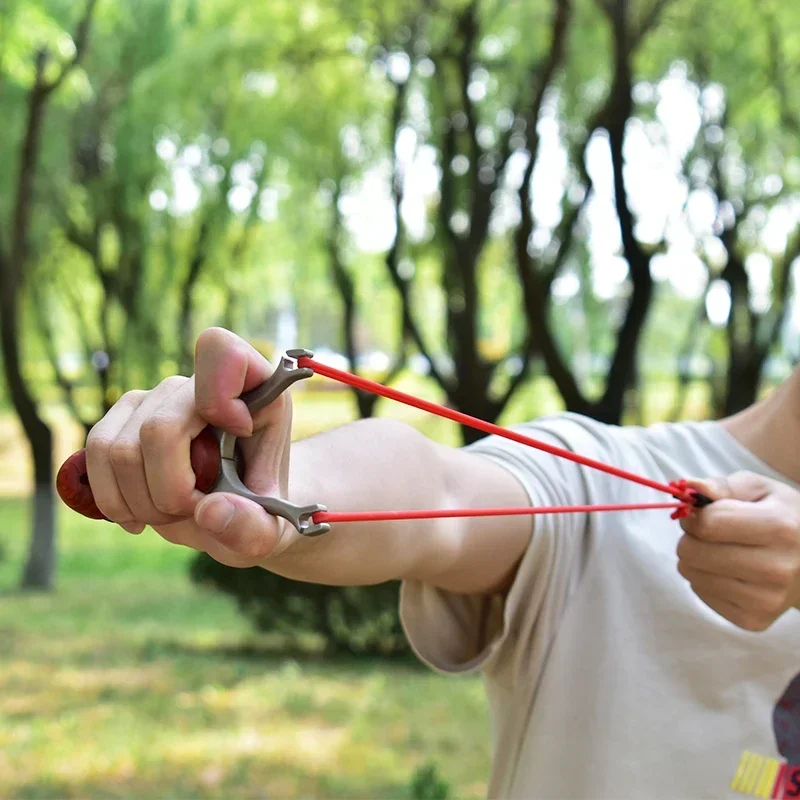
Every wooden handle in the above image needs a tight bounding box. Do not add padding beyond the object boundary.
[56,427,223,520]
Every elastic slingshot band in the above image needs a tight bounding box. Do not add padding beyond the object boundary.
[296,357,701,526]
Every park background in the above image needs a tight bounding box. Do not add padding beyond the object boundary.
[0,0,798,796]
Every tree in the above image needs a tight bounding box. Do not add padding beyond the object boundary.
[325,173,408,418]
[35,0,305,420]
[677,0,800,416]
[512,0,684,424]
[0,0,97,589]
[362,0,572,441]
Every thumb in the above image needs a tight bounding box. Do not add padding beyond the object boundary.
[194,492,283,563]
[685,471,773,504]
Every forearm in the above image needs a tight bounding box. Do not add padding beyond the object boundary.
[265,418,531,593]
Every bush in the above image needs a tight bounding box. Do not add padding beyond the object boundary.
[189,553,408,655]
[409,761,451,800]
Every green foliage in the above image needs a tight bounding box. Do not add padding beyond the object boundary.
[190,552,408,656]
[409,761,452,800]
[2,0,795,415]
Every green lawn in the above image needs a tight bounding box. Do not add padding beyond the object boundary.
[0,499,490,799]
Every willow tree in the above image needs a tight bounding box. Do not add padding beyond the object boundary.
[0,0,98,589]
[341,0,577,441]
[674,0,800,416]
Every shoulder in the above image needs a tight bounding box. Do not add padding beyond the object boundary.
[464,412,632,489]
[469,412,636,461]
[619,418,731,463]
[465,413,732,492]
[507,412,725,456]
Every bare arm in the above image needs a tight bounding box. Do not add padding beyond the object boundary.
[84,328,532,596]
[271,417,532,593]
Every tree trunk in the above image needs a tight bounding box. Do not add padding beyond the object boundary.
[21,429,56,590]
[178,217,212,374]
[0,293,56,590]
[724,351,764,416]
[356,392,378,419]
[1,2,97,591]
[1,65,56,590]
[461,424,488,445]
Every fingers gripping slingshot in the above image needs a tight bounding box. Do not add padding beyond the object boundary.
[58,350,331,537]
[56,349,712,533]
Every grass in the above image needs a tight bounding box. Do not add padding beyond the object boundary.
[0,499,490,799]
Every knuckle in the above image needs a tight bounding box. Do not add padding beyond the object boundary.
[109,438,143,471]
[244,540,272,561]
[194,397,221,419]
[773,514,800,547]
[759,560,793,588]
[678,515,698,536]
[250,535,274,560]
[140,413,175,446]
[223,531,271,560]
[758,592,786,617]
[737,614,771,633]
[91,490,132,524]
[157,375,188,394]
[119,389,147,408]
[730,470,762,489]
[687,516,713,541]
[86,428,113,458]
[730,470,756,484]
[676,535,696,562]
[152,493,191,517]
[96,502,131,525]
[153,488,194,517]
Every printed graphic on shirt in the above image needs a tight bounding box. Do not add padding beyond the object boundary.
[730,752,798,798]
[775,672,800,763]
[731,671,800,798]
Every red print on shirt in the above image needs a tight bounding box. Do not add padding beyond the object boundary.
[774,671,800,798]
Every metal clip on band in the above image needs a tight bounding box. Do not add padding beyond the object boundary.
[213,349,330,537]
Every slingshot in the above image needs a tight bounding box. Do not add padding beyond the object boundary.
[56,349,711,533]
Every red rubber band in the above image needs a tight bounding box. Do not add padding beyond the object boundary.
[314,502,685,525]
[299,357,694,503]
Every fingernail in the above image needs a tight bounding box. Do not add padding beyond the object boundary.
[199,497,235,534]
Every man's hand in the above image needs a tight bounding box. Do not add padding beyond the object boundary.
[84,326,531,591]
[677,471,800,631]
[85,327,296,567]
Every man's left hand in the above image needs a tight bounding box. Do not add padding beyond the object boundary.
[677,471,800,631]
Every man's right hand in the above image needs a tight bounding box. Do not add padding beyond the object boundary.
[86,326,532,593]
[86,327,298,567]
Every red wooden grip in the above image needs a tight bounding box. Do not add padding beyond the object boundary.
[56,427,223,520]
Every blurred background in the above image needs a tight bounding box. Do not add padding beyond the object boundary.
[0,0,798,796]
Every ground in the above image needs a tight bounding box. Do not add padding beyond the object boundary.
[0,498,490,799]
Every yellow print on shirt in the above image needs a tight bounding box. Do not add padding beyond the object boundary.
[730,750,800,799]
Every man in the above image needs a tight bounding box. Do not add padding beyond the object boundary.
[85,327,800,798]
